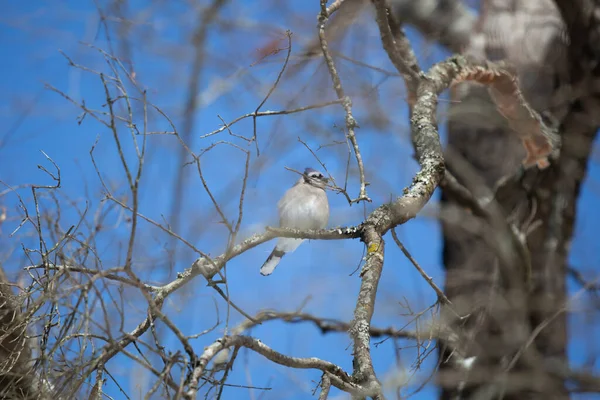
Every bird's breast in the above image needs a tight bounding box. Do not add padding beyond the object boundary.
[279,192,329,230]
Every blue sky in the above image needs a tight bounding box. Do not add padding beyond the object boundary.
[1,1,600,399]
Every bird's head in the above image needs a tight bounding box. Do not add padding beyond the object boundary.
[303,167,329,189]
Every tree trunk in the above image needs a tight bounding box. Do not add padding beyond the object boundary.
[439,0,599,398]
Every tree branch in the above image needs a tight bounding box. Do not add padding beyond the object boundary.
[185,335,358,398]
[390,0,478,53]
[349,225,385,398]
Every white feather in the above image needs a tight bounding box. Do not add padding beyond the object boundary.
[260,255,281,276]
[276,238,304,253]
[260,173,329,275]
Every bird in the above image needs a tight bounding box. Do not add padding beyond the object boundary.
[260,168,330,276]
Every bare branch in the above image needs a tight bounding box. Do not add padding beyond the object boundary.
[318,0,371,204]
[372,0,422,98]
[200,100,344,139]
[230,309,424,340]
[318,374,331,399]
[186,335,356,398]
[390,229,450,304]
[390,0,477,53]
[454,60,560,168]
[349,225,385,397]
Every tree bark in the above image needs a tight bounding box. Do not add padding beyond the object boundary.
[438,0,600,398]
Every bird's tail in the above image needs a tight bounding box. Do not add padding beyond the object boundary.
[260,248,285,276]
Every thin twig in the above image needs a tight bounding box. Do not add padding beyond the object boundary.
[201,99,344,139]
[252,30,293,155]
[390,229,450,304]
[318,0,371,204]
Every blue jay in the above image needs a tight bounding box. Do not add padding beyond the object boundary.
[260,168,330,276]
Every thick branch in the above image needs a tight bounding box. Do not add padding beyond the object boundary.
[390,0,478,53]
[186,335,357,398]
[464,61,560,167]
[349,225,385,397]
[191,226,362,280]
[372,0,421,97]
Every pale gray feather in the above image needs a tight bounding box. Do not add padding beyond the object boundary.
[260,169,329,276]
